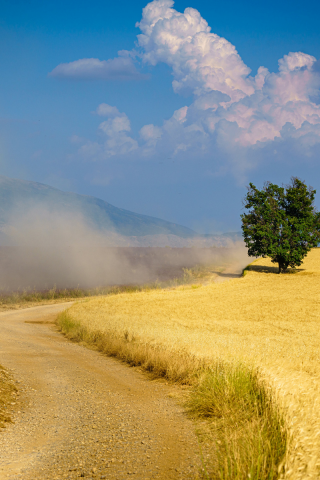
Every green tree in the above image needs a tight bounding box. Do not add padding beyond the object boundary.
[241,177,320,273]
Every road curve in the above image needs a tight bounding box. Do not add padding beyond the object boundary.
[0,304,200,480]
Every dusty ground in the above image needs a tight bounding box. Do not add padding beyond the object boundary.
[0,304,202,480]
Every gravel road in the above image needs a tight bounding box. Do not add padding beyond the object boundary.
[0,304,201,480]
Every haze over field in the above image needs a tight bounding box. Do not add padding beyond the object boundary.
[0,175,245,292]
[0,194,247,291]
[1,0,320,233]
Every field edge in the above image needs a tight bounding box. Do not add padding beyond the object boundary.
[57,309,287,480]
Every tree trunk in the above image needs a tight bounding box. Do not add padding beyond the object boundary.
[278,261,283,274]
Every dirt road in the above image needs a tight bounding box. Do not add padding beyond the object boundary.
[0,304,201,480]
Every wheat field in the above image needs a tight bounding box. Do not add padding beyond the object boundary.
[61,249,320,479]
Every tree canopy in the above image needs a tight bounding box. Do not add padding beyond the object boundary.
[241,177,320,273]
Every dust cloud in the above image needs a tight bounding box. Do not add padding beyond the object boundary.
[0,206,248,293]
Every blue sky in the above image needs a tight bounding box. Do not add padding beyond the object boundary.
[1,0,320,233]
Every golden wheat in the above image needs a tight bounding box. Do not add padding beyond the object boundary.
[63,248,320,479]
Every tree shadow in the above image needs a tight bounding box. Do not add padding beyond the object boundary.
[248,264,305,274]
[215,272,242,279]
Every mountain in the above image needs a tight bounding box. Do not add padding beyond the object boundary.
[0,175,196,238]
[97,233,243,247]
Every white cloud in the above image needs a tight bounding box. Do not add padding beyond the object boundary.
[72,0,320,173]
[49,55,147,81]
[139,124,162,156]
[79,108,138,160]
[99,115,131,135]
[278,52,316,72]
[136,0,253,100]
[95,104,120,117]
[139,124,162,141]
[133,0,320,154]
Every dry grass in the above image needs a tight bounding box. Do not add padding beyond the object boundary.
[62,256,320,478]
[58,309,286,479]
[58,248,320,479]
[0,366,17,428]
[187,365,286,480]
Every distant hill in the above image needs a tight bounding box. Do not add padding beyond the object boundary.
[0,175,196,239]
[103,232,243,247]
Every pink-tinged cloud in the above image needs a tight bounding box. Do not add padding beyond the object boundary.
[73,1,320,171]
[136,0,253,101]
[133,1,320,149]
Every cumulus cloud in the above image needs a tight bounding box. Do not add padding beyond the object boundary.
[79,105,138,159]
[139,124,162,141]
[72,0,320,172]
[95,104,121,116]
[131,0,320,162]
[49,54,147,81]
[139,123,163,156]
[136,0,253,100]
[278,52,316,72]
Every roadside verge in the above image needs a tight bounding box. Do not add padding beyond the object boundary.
[57,307,287,480]
[0,366,18,428]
